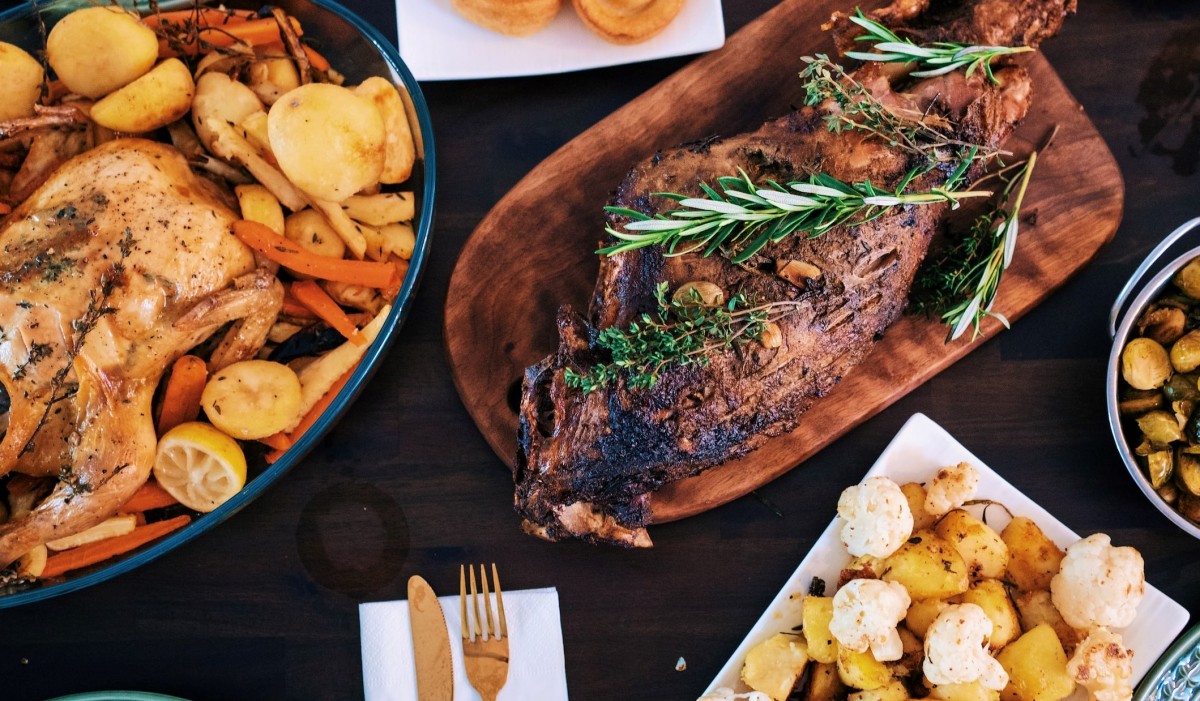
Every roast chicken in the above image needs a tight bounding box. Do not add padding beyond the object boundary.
[0,138,282,569]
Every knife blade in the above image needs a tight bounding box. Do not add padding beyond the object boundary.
[408,575,454,701]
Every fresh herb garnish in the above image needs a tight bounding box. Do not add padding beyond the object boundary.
[564,282,798,393]
[800,56,1000,161]
[844,10,1033,84]
[599,159,989,263]
[910,151,1038,341]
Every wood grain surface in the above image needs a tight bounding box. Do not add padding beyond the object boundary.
[443,0,1124,523]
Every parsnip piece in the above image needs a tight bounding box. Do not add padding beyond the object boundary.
[310,197,368,259]
[340,192,414,226]
[193,73,263,153]
[46,514,137,551]
[236,184,285,234]
[292,305,390,427]
[206,117,307,212]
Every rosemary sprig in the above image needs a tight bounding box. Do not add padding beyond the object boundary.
[910,151,1038,341]
[564,283,794,393]
[800,56,998,160]
[599,158,989,263]
[844,10,1033,84]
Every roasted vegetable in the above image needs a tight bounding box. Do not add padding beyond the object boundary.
[90,58,196,133]
[1175,258,1200,298]
[1138,305,1187,345]
[1146,450,1174,489]
[0,42,43,120]
[1176,451,1200,496]
[1136,410,1184,445]
[46,6,158,98]
[1121,337,1171,390]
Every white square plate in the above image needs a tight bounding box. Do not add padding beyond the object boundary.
[395,0,725,81]
[703,413,1190,699]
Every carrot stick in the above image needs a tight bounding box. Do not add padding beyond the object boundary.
[157,355,208,435]
[142,8,255,30]
[265,364,357,464]
[290,280,366,346]
[41,515,191,578]
[281,293,318,318]
[259,432,293,452]
[382,256,410,301]
[303,44,331,72]
[233,220,400,288]
[157,16,303,57]
[120,481,178,513]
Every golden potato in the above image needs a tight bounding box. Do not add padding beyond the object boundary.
[881,530,969,600]
[247,50,302,106]
[901,481,936,531]
[46,6,158,98]
[741,633,810,701]
[1000,517,1064,591]
[804,662,846,701]
[838,646,892,691]
[933,682,1001,701]
[1012,590,1085,656]
[802,595,838,664]
[268,83,386,202]
[0,42,44,120]
[996,624,1075,701]
[959,579,1020,650]
[90,59,196,133]
[905,597,950,639]
[888,626,923,679]
[935,509,1008,580]
[285,209,348,264]
[851,680,909,701]
[201,360,302,440]
[353,76,416,184]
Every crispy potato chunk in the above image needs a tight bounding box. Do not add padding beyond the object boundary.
[1001,517,1064,591]
[881,530,969,601]
[996,624,1076,701]
[959,579,1020,650]
[741,634,810,701]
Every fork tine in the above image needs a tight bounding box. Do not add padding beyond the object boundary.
[459,564,470,641]
[481,563,496,641]
[492,563,507,640]
[469,563,483,643]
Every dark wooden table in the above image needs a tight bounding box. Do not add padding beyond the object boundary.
[5,1,1200,699]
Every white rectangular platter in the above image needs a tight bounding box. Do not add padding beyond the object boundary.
[703,413,1190,699]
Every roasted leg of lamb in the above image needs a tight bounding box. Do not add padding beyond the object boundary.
[515,0,1076,546]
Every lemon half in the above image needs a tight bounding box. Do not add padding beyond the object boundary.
[153,422,247,513]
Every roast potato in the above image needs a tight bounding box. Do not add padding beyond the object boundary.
[959,579,1019,650]
[900,481,936,531]
[803,662,846,701]
[802,595,837,664]
[0,42,43,120]
[850,680,909,701]
[193,73,265,154]
[881,530,969,600]
[741,634,810,701]
[1000,517,1063,591]
[46,6,158,98]
[90,59,196,133]
[934,509,1008,580]
[353,77,416,184]
[837,646,892,691]
[1011,590,1084,656]
[285,209,348,263]
[268,83,386,202]
[933,682,1000,701]
[995,624,1075,701]
[236,184,285,235]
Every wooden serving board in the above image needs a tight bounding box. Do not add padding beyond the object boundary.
[444,0,1124,524]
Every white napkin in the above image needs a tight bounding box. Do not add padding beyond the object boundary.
[360,587,569,701]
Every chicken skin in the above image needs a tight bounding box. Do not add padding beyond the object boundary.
[0,138,282,568]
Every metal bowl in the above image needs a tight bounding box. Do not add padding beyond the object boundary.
[1107,217,1200,539]
[0,0,435,606]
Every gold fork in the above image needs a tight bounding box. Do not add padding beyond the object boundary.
[460,563,510,701]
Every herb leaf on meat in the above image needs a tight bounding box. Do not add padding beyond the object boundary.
[844,10,1033,84]
[599,159,990,263]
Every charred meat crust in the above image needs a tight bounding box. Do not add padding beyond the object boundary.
[516,0,1068,547]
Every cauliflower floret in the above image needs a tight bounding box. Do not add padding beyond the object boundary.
[924,462,980,517]
[838,476,914,558]
[1051,533,1145,629]
[923,604,1009,690]
[830,578,912,661]
[1067,628,1134,701]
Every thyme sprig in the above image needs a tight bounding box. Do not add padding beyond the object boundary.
[599,158,989,263]
[910,151,1038,341]
[800,56,1000,161]
[564,283,799,393]
[844,10,1033,84]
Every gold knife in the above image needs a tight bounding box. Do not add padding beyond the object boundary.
[408,575,454,701]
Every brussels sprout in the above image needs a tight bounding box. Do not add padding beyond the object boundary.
[1138,410,1184,445]
[1147,450,1174,489]
[1159,482,1179,506]
[1179,452,1200,496]
[1122,337,1172,389]
[1166,374,1200,402]
[1138,305,1187,345]
[1173,331,1200,373]
[1174,258,1200,298]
